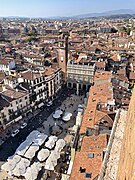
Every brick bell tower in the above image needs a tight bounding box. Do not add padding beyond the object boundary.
[58,34,68,83]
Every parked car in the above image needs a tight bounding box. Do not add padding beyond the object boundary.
[11,129,19,137]
[47,101,53,107]
[20,123,27,129]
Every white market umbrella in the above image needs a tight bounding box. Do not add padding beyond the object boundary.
[62,112,72,122]
[65,112,72,117]
[49,136,58,142]
[33,134,48,146]
[45,136,58,149]
[45,140,55,150]
[55,139,66,152]
[53,113,61,119]
[20,158,30,168]
[1,161,16,172]
[24,144,39,159]
[45,158,55,171]
[24,162,42,180]
[26,130,40,141]
[50,150,60,160]
[37,149,50,162]
[12,164,26,177]
[24,167,36,180]
[55,110,63,115]
[8,155,21,164]
[62,116,70,122]
[16,140,31,156]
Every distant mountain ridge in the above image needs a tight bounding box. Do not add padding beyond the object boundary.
[0,9,135,20]
[72,9,135,18]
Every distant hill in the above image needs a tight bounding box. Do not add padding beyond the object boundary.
[72,9,135,19]
[1,9,135,20]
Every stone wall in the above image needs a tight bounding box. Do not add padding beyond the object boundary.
[117,89,135,180]
[98,109,127,180]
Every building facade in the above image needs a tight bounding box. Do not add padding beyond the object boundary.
[67,61,95,94]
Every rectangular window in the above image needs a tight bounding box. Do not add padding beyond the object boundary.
[85,173,92,178]
[88,153,94,158]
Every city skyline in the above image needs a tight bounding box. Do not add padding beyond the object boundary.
[0,0,134,18]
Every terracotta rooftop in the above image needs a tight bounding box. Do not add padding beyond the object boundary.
[129,71,135,80]
[94,70,112,82]
[20,70,42,80]
[80,82,114,134]
[1,88,28,101]
[95,61,106,69]
[70,135,108,180]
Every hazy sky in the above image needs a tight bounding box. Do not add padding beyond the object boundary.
[0,0,134,17]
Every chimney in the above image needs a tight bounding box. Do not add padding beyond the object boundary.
[94,125,99,136]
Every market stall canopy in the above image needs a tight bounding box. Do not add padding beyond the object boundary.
[19,158,30,168]
[45,158,55,171]
[8,155,21,164]
[45,136,58,149]
[33,133,48,146]
[37,149,50,162]
[45,150,60,170]
[24,144,39,159]
[6,157,30,177]
[26,130,41,141]
[24,162,42,180]
[16,140,32,156]
[50,150,60,160]
[76,111,83,126]
[1,161,16,172]
[12,162,26,177]
[55,139,66,152]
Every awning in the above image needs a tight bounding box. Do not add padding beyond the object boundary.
[14,116,22,122]
[38,102,44,108]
